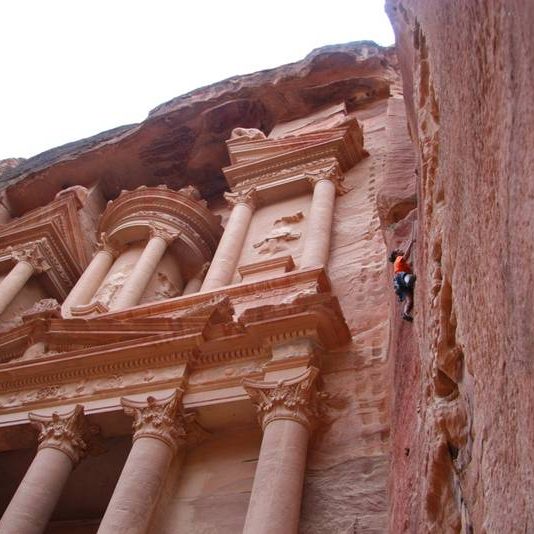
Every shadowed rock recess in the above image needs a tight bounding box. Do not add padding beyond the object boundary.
[0,15,532,533]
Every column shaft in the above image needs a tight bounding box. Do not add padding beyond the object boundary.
[243,419,309,534]
[201,202,253,291]
[97,437,174,534]
[110,236,167,311]
[300,178,337,269]
[61,250,114,316]
[0,448,73,534]
[0,261,34,315]
[182,277,202,295]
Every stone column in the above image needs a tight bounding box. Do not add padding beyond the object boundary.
[182,262,210,295]
[0,405,93,534]
[201,188,257,292]
[61,233,118,316]
[0,243,50,316]
[242,367,322,534]
[300,163,345,269]
[98,390,190,534]
[110,225,179,311]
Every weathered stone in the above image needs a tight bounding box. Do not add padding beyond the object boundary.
[385,2,534,532]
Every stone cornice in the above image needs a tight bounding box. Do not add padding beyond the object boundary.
[242,366,324,432]
[29,404,97,465]
[122,389,192,454]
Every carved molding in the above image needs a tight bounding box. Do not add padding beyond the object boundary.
[305,162,347,195]
[224,187,259,210]
[122,389,192,454]
[242,366,325,432]
[29,404,97,465]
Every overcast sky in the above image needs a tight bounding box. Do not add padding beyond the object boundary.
[0,1,394,161]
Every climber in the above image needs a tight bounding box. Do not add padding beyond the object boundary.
[389,235,416,322]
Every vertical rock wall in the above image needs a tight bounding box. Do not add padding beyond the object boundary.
[385,2,534,532]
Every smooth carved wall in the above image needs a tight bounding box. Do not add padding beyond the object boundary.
[233,194,311,281]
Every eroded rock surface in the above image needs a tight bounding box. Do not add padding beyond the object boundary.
[385,2,534,532]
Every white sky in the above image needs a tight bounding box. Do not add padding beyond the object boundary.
[0,0,394,161]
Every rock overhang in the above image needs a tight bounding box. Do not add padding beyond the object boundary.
[1,41,396,217]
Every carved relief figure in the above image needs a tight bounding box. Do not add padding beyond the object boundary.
[253,211,304,256]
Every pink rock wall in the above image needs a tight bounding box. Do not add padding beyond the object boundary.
[386,1,534,532]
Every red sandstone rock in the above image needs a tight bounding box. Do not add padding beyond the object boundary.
[386,1,534,532]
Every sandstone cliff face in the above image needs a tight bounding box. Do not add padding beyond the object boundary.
[385,2,534,532]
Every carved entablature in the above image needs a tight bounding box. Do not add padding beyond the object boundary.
[0,267,351,416]
[242,367,325,432]
[122,390,192,454]
[222,120,367,204]
[99,186,223,264]
[29,404,97,465]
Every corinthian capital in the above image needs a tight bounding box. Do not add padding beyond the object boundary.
[11,241,51,273]
[96,232,120,258]
[242,367,324,432]
[29,405,97,465]
[149,223,180,245]
[305,162,346,195]
[224,187,258,210]
[122,389,192,454]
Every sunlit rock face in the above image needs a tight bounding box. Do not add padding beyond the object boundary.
[386,2,534,533]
